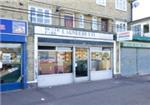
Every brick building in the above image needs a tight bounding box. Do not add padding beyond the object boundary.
[27,0,131,87]
[0,0,131,90]
[0,0,28,91]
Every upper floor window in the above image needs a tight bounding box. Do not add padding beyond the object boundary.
[115,0,127,11]
[101,19,108,32]
[79,15,84,28]
[143,24,149,33]
[29,6,52,24]
[92,17,97,30]
[131,25,141,36]
[64,15,74,28]
[116,21,127,32]
[96,0,106,6]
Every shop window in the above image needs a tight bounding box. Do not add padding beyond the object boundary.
[38,47,72,75]
[64,15,74,28]
[92,17,97,30]
[29,6,52,25]
[101,19,108,32]
[143,24,149,33]
[0,43,22,84]
[91,48,111,71]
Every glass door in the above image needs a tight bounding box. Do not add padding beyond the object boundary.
[75,48,89,81]
[0,43,22,84]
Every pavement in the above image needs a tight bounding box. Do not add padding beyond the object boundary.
[1,75,150,105]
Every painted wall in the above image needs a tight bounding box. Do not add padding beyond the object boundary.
[132,0,150,21]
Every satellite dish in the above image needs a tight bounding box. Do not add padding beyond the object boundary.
[132,1,140,8]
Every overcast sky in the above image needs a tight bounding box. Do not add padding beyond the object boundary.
[132,0,150,21]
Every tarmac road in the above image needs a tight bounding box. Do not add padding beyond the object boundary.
[1,75,150,105]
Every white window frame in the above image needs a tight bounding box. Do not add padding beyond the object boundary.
[115,21,127,32]
[29,6,52,25]
[29,7,36,23]
[79,14,84,28]
[37,8,44,23]
[131,24,142,36]
[96,0,106,6]
[44,9,52,24]
[92,16,98,30]
[115,0,127,11]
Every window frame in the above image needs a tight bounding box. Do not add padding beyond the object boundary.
[64,13,75,28]
[37,8,44,23]
[115,0,127,11]
[101,19,108,32]
[143,24,149,33]
[29,7,36,23]
[131,24,141,36]
[79,14,84,28]
[38,46,73,75]
[92,16,98,30]
[29,6,52,25]
[115,21,127,32]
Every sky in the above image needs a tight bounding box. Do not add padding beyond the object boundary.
[132,0,150,21]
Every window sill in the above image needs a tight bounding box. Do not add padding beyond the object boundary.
[96,3,106,7]
[115,8,127,12]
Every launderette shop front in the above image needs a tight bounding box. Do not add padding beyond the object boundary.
[33,26,115,87]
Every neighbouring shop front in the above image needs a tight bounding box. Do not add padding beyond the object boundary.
[120,41,150,76]
[33,26,114,87]
[0,18,27,91]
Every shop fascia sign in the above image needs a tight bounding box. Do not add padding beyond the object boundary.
[34,26,113,41]
[0,18,27,36]
[117,31,133,41]
[144,32,150,37]
[122,42,150,48]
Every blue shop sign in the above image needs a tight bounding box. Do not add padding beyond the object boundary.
[0,18,27,35]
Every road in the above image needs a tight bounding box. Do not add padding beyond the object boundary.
[1,75,150,105]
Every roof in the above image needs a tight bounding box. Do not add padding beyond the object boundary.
[129,16,150,25]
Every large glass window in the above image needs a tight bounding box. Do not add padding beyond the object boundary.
[38,46,72,75]
[91,48,111,71]
[0,43,22,84]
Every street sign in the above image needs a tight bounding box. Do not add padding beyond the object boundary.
[117,31,133,41]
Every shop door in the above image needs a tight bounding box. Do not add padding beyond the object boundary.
[121,48,137,76]
[0,43,22,91]
[75,48,89,82]
[137,48,150,75]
